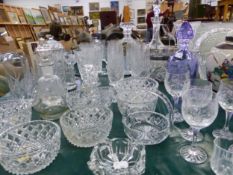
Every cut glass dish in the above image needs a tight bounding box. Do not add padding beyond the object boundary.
[60,106,113,147]
[88,138,145,175]
[0,120,61,175]
[0,99,32,134]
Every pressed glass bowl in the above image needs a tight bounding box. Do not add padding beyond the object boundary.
[0,120,61,175]
[60,106,113,147]
[0,99,32,134]
[88,138,145,175]
[123,111,170,145]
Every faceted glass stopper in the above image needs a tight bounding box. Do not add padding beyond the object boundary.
[176,21,194,40]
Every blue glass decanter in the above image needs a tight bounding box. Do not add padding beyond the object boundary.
[167,21,198,78]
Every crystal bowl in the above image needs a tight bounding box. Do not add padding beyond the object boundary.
[114,77,159,93]
[0,120,61,175]
[60,106,113,147]
[123,111,170,145]
[88,138,145,175]
[0,99,32,134]
[115,77,159,116]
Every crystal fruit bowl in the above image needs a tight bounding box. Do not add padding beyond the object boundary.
[0,99,32,134]
[0,120,61,175]
[123,111,170,145]
[60,106,113,147]
[88,138,145,175]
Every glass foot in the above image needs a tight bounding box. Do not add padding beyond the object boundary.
[180,145,207,164]
[173,111,184,123]
[212,129,233,140]
[180,128,203,142]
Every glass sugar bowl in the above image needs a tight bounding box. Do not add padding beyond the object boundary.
[88,138,146,175]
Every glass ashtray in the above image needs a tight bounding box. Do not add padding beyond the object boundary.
[0,99,33,134]
[0,120,61,175]
[60,106,113,147]
[88,138,145,175]
[123,111,170,145]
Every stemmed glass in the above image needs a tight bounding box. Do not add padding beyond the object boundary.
[164,64,190,123]
[180,79,213,142]
[180,87,218,164]
[213,79,233,139]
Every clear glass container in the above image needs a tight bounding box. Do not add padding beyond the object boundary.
[211,138,233,175]
[60,105,113,147]
[0,99,32,134]
[33,41,68,120]
[122,90,173,145]
[168,21,198,79]
[0,120,61,175]
[88,138,145,175]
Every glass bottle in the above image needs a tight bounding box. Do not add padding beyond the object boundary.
[168,21,198,79]
[33,40,68,120]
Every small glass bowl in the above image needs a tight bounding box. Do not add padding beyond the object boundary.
[60,106,113,147]
[0,99,32,134]
[123,111,170,145]
[88,138,145,175]
[0,120,61,175]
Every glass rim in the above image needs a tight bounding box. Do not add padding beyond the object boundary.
[214,137,233,154]
[0,120,61,157]
[122,111,170,133]
[60,106,113,129]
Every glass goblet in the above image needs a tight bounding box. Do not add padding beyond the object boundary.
[213,79,233,139]
[164,65,190,123]
[180,88,218,164]
[180,79,213,142]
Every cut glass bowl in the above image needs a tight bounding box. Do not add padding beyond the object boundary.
[123,111,170,145]
[60,106,113,147]
[0,120,61,175]
[115,77,159,116]
[0,99,33,134]
[114,77,159,94]
[88,138,145,175]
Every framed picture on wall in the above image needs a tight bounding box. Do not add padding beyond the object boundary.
[137,17,146,24]
[23,9,35,24]
[89,2,100,12]
[89,12,100,20]
[7,12,20,24]
[39,7,52,24]
[110,1,119,15]
[31,9,45,25]
[137,9,146,16]
[18,15,27,24]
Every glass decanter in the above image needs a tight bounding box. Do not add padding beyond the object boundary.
[149,0,170,58]
[33,41,68,120]
[168,21,198,79]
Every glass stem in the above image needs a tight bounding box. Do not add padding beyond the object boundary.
[223,111,233,131]
[173,96,179,112]
[191,128,199,147]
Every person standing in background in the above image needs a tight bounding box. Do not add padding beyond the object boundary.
[146,7,154,43]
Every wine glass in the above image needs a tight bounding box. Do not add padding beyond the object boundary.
[180,79,213,142]
[213,79,233,139]
[180,87,219,164]
[164,64,190,123]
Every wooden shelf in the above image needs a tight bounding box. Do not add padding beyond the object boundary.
[0,22,29,25]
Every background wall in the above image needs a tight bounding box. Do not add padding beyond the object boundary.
[3,0,146,20]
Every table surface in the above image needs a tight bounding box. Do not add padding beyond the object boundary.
[0,83,229,175]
